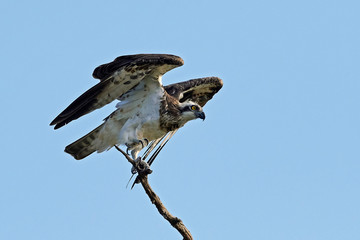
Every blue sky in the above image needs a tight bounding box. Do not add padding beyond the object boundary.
[1,0,359,239]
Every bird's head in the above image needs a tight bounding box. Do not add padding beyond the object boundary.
[179,101,205,123]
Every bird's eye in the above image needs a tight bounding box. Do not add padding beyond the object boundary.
[191,105,197,111]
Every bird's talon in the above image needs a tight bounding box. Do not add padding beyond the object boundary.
[131,157,151,175]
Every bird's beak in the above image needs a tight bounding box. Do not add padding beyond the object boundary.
[196,111,206,121]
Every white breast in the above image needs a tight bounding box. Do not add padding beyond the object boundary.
[98,77,166,148]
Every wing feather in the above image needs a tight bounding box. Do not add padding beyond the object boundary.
[164,77,223,107]
[50,54,183,129]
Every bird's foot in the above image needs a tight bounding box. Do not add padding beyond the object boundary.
[126,138,149,155]
[131,157,152,175]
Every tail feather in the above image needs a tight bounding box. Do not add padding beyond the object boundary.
[65,123,105,160]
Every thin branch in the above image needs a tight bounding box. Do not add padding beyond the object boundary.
[115,146,193,240]
[114,145,136,165]
[138,175,193,240]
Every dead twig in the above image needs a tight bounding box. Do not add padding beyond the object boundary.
[115,146,193,240]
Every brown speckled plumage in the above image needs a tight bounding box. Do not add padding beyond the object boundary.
[50,54,222,160]
[159,93,182,132]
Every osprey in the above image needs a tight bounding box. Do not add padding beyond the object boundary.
[50,54,222,163]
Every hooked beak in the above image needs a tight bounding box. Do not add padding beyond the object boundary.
[196,111,206,121]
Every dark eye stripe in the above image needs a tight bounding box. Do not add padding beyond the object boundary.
[182,105,199,112]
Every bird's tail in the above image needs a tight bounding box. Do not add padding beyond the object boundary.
[65,123,105,160]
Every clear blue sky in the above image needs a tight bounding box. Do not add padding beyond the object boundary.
[1,0,359,239]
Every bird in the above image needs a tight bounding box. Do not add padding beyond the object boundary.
[50,54,223,166]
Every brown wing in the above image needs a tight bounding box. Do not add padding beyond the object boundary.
[164,77,223,107]
[50,54,183,129]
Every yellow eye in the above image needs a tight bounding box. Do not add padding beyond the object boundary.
[191,105,197,111]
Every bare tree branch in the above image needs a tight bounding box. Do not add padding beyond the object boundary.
[115,146,193,240]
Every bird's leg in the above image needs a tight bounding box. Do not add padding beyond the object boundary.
[125,140,139,155]
[125,138,149,155]
[114,145,152,176]
[126,138,151,174]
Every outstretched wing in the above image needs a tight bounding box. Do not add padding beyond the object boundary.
[164,77,223,106]
[50,54,184,129]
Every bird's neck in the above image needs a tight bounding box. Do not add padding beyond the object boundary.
[159,93,185,131]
